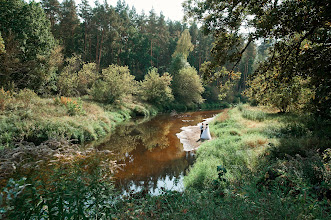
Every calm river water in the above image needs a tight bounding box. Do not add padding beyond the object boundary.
[97,110,222,195]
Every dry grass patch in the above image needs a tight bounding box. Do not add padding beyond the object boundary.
[215,108,229,122]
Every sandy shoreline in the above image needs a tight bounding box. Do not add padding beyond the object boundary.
[176,116,216,151]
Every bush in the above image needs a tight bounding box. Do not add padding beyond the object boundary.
[76,62,98,95]
[0,88,11,111]
[90,65,136,104]
[57,56,81,96]
[16,88,39,108]
[54,96,85,116]
[172,66,204,105]
[139,68,174,106]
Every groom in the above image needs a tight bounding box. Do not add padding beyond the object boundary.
[200,123,204,138]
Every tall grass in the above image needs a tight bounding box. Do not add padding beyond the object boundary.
[0,105,330,219]
[182,106,330,218]
[0,95,158,149]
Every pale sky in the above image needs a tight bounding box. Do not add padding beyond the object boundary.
[82,0,186,21]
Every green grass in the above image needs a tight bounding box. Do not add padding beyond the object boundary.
[1,105,330,219]
[181,106,330,218]
[0,95,158,149]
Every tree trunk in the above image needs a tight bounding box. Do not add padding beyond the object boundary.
[96,34,99,65]
[84,22,87,61]
[98,29,104,68]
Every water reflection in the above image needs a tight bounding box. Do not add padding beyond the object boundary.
[97,110,221,195]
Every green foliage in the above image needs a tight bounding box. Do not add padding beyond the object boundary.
[242,109,267,122]
[0,0,55,90]
[172,66,205,105]
[77,62,98,95]
[57,55,82,96]
[200,102,231,110]
[245,70,314,112]
[169,53,190,76]
[0,154,118,219]
[0,94,158,148]
[139,68,174,106]
[54,97,85,116]
[182,106,330,218]
[0,32,5,54]
[16,89,39,108]
[215,67,241,101]
[184,0,330,117]
[0,88,11,111]
[172,29,194,60]
[90,65,136,104]
[57,58,97,96]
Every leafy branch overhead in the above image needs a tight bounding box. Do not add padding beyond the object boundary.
[184,0,331,117]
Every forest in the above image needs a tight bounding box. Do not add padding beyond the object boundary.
[0,0,330,219]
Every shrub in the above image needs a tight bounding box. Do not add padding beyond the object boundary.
[54,96,84,116]
[16,88,38,108]
[139,68,174,106]
[0,88,11,110]
[76,62,98,95]
[90,65,136,104]
[57,56,81,96]
[172,66,204,105]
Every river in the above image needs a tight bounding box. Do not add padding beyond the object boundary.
[96,110,222,195]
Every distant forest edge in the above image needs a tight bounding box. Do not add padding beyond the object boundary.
[0,0,330,117]
[0,0,258,107]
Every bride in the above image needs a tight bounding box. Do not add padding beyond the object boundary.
[201,124,211,140]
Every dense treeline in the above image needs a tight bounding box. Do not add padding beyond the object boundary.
[0,0,213,98]
[0,0,261,108]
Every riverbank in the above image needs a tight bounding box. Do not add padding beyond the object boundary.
[0,95,158,149]
[176,112,221,151]
[1,105,330,219]
[113,105,330,219]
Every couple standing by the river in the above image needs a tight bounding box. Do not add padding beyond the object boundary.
[199,122,211,140]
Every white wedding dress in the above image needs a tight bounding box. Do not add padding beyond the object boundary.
[201,126,211,140]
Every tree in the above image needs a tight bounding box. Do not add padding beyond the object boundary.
[172,29,194,60]
[184,0,331,117]
[41,0,60,34]
[78,0,93,61]
[90,65,136,104]
[139,68,174,106]
[77,62,98,95]
[0,32,5,54]
[172,66,204,105]
[0,0,55,90]
[58,0,80,57]
[245,68,314,113]
[238,42,257,91]
[169,53,190,76]
[57,55,81,96]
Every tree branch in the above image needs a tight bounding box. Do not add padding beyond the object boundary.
[231,37,253,72]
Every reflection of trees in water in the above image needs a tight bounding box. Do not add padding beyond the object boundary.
[97,111,221,193]
[135,117,174,151]
[115,151,196,193]
[97,124,139,159]
[99,116,176,157]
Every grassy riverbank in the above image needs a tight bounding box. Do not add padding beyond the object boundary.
[1,105,330,219]
[0,93,158,149]
[114,105,330,219]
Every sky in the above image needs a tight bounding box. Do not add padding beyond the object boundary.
[85,0,186,21]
